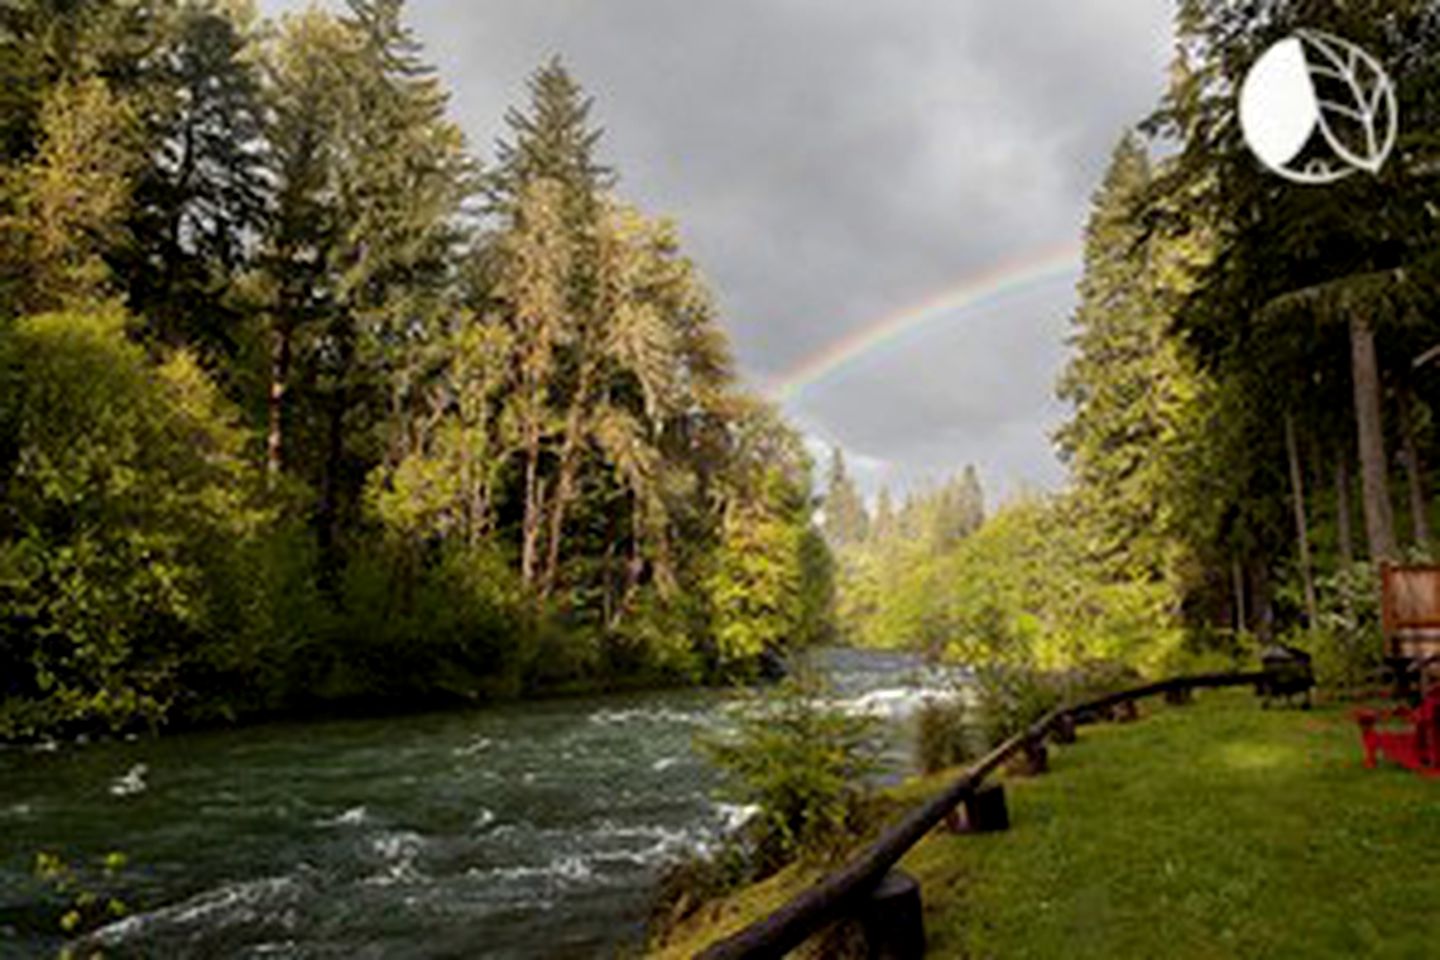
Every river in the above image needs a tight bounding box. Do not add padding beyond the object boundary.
[0,649,959,958]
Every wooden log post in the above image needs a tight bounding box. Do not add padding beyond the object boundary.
[962,782,1009,833]
[1051,712,1077,744]
[1164,686,1193,706]
[859,870,925,960]
[1020,735,1049,775]
[1115,700,1139,723]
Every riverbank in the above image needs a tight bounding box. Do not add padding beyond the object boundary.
[0,652,764,748]
[655,690,1440,958]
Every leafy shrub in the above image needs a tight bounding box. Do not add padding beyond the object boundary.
[323,538,528,704]
[697,671,880,873]
[971,663,1064,745]
[0,309,267,736]
[1157,626,1259,676]
[605,590,705,683]
[32,849,132,947]
[647,841,756,941]
[1312,562,1383,690]
[915,696,977,773]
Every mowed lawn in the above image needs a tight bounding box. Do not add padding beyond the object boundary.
[656,690,1440,959]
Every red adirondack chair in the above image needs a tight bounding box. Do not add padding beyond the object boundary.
[1354,689,1440,777]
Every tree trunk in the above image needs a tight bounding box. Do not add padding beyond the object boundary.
[539,360,598,598]
[266,320,291,483]
[1350,313,1397,562]
[1249,556,1274,640]
[520,429,543,586]
[1232,556,1247,634]
[317,386,346,599]
[1284,412,1319,627]
[1396,383,1432,553]
[539,425,581,599]
[1335,453,1355,568]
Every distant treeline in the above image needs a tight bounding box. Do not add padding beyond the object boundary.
[831,1,1440,683]
[0,0,832,738]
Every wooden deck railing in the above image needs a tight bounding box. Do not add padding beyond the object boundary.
[694,670,1266,960]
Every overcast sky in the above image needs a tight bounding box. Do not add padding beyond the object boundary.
[263,0,1177,503]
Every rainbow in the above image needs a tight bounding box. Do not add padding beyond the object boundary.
[769,241,1083,404]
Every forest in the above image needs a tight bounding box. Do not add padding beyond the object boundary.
[831,0,1440,688]
[7,0,1440,741]
[0,0,833,739]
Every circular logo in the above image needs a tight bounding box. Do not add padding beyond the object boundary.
[1239,29,1398,185]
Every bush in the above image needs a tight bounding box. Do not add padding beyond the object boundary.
[1158,627,1259,676]
[1312,563,1383,690]
[696,670,880,873]
[321,538,527,705]
[647,841,756,940]
[915,695,977,774]
[971,664,1062,745]
[31,849,133,946]
[0,309,267,736]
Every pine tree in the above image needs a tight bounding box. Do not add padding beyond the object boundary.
[958,465,985,537]
[1057,133,1201,584]
[0,76,141,314]
[822,447,869,547]
[872,486,895,543]
[487,57,614,217]
[121,0,269,360]
[257,0,472,586]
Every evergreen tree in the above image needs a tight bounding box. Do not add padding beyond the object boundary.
[822,446,869,547]
[120,0,269,360]
[487,56,614,216]
[1057,134,1200,585]
[872,486,895,543]
[0,76,141,314]
[257,0,472,586]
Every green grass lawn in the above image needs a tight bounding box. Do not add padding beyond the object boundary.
[656,690,1440,959]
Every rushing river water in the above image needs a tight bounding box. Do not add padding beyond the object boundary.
[0,649,959,958]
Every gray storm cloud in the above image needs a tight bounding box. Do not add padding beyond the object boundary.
[262,0,1175,500]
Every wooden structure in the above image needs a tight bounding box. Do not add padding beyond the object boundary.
[1381,564,1440,677]
[857,871,925,959]
[694,671,1265,960]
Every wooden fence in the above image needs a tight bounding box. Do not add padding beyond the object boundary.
[694,670,1267,960]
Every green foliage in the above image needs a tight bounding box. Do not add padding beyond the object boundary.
[820,447,868,548]
[0,308,267,735]
[0,74,141,313]
[708,492,806,672]
[867,495,1184,675]
[697,672,880,872]
[835,466,984,653]
[704,408,833,677]
[969,662,1064,745]
[915,695,977,774]
[121,0,269,356]
[32,848,132,946]
[1310,562,1384,690]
